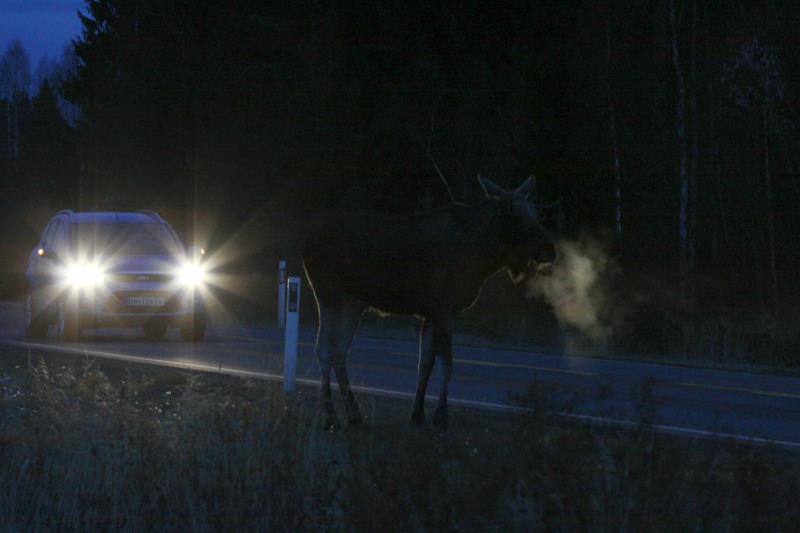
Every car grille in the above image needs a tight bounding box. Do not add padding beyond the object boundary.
[108,273,174,282]
[104,291,182,313]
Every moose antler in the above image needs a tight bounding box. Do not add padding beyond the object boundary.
[515,175,536,196]
[430,153,456,203]
[427,101,456,203]
[477,174,506,197]
[517,174,560,209]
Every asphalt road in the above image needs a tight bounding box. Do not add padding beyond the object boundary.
[2,301,800,449]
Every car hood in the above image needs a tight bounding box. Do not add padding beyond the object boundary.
[104,254,184,274]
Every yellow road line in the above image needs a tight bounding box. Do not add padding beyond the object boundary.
[218,335,596,376]
[216,333,800,392]
[677,381,800,400]
[218,334,315,347]
[220,337,800,388]
[387,350,596,376]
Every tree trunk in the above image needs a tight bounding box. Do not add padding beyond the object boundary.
[788,156,800,205]
[606,22,623,250]
[704,1,727,261]
[6,100,10,162]
[688,0,699,270]
[669,0,691,278]
[763,101,778,316]
[709,81,726,260]
[751,218,765,314]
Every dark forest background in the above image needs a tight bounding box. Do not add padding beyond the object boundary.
[2,0,800,359]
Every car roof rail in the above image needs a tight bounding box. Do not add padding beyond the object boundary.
[136,209,165,222]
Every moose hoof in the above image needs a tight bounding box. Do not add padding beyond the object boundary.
[345,402,363,426]
[347,411,363,427]
[410,411,426,428]
[432,407,449,431]
[322,414,340,431]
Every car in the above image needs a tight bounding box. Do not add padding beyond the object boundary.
[24,209,208,342]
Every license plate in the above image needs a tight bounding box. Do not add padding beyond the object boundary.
[126,296,165,307]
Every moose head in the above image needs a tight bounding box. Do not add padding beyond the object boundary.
[477,174,558,283]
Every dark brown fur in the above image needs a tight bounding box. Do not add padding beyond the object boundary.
[303,176,555,429]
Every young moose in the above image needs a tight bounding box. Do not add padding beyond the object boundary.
[303,175,557,430]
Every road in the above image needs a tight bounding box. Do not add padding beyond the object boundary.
[2,301,800,449]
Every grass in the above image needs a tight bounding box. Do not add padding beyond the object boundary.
[2,350,800,531]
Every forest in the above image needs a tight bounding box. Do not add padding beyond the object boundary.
[2,0,800,360]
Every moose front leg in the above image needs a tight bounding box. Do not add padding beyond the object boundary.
[411,319,435,426]
[317,351,338,430]
[317,354,337,429]
[332,298,365,426]
[432,318,454,431]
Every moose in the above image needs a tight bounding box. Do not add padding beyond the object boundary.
[303,175,557,430]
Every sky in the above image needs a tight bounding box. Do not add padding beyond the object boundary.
[0,0,84,66]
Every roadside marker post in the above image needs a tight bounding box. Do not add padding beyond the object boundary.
[277,260,286,328]
[283,276,300,394]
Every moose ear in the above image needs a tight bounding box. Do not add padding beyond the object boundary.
[477,174,489,197]
[515,175,536,197]
[477,174,505,198]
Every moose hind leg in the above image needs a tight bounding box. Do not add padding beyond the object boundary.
[431,318,454,431]
[315,302,339,429]
[411,319,435,426]
[331,299,365,425]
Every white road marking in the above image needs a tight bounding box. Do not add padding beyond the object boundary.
[3,337,800,450]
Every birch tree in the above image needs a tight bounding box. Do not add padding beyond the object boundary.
[725,38,784,315]
[688,0,699,271]
[669,0,691,277]
[605,21,623,250]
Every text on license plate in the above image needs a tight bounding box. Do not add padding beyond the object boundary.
[126,296,165,307]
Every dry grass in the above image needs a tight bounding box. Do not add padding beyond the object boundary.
[1,352,799,531]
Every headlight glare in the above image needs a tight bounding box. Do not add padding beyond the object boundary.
[65,263,105,287]
[178,263,206,286]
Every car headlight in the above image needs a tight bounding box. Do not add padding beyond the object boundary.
[64,263,105,287]
[177,263,206,286]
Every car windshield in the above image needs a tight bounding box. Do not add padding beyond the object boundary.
[71,222,182,257]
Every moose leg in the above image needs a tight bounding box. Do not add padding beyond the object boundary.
[432,318,454,431]
[411,319,435,426]
[315,302,339,429]
[331,299,365,426]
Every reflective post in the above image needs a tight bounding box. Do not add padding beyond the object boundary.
[277,260,286,328]
[283,276,300,393]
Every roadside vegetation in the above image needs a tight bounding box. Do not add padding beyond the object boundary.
[2,352,798,531]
